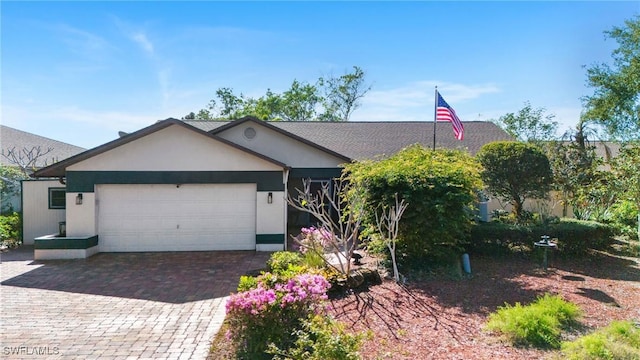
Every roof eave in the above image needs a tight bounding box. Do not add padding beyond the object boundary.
[32,118,290,178]
[211,116,352,163]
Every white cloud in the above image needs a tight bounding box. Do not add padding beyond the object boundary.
[110,16,177,109]
[131,31,154,55]
[435,82,502,103]
[111,15,156,56]
[54,23,116,60]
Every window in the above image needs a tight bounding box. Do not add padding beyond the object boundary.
[49,188,66,209]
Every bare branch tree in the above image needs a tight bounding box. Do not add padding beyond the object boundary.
[375,194,408,283]
[2,146,55,175]
[287,178,365,275]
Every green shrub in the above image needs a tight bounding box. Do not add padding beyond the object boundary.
[345,145,482,269]
[268,315,364,360]
[468,222,533,255]
[608,200,639,239]
[486,294,581,348]
[267,251,304,273]
[0,212,22,248]
[237,275,259,292]
[468,219,615,256]
[302,250,326,269]
[544,219,615,254]
[561,320,640,359]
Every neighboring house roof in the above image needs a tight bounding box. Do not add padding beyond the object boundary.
[185,119,514,159]
[1,125,85,168]
[560,141,621,162]
[32,119,289,178]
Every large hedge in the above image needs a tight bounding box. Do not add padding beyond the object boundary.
[345,145,483,268]
[468,219,615,256]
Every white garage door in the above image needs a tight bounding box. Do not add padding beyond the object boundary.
[97,184,256,252]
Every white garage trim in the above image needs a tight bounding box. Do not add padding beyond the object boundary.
[97,184,256,252]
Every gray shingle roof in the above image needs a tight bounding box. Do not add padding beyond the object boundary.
[184,120,514,160]
[1,125,86,168]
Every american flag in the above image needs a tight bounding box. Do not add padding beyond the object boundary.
[436,92,464,141]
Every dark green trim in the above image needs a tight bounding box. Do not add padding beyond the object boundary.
[34,235,99,250]
[289,168,343,179]
[48,187,66,209]
[66,171,284,192]
[256,234,285,244]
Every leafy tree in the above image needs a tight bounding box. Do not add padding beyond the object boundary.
[214,87,250,119]
[544,139,603,218]
[582,16,640,140]
[611,143,640,240]
[492,102,558,144]
[318,66,371,122]
[253,89,285,121]
[186,66,370,121]
[182,112,196,120]
[280,80,321,121]
[0,166,27,213]
[477,141,553,220]
[543,115,619,219]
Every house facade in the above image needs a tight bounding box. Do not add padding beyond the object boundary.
[27,117,513,259]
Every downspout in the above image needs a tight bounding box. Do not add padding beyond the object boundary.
[283,168,290,251]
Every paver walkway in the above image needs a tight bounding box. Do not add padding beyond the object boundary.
[0,246,270,359]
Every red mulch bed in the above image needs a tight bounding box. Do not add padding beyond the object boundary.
[328,249,640,360]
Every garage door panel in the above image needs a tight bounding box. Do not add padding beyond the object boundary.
[97,184,256,252]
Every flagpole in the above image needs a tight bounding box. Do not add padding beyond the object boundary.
[433,86,438,150]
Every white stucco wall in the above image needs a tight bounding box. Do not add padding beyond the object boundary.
[65,192,96,237]
[485,193,572,221]
[22,180,66,244]
[68,125,283,172]
[216,123,345,168]
[34,246,99,260]
[256,191,285,235]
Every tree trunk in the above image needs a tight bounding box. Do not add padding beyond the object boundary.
[513,197,524,219]
[389,245,399,282]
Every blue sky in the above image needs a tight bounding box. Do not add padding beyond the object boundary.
[2,1,638,149]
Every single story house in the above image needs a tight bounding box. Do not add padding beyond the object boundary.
[26,116,513,259]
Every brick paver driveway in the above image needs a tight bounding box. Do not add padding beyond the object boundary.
[0,246,270,359]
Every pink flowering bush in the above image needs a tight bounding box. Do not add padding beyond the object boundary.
[298,226,333,254]
[225,273,331,359]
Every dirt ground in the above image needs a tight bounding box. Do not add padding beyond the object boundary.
[328,246,640,359]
